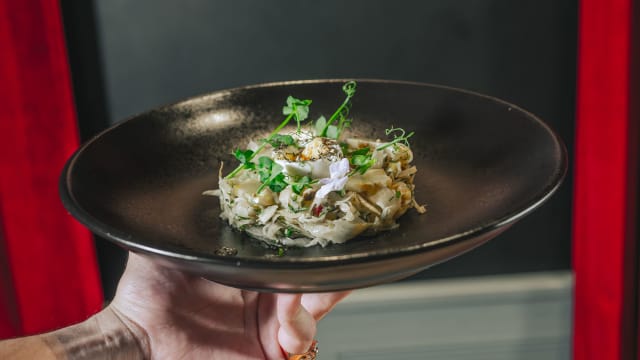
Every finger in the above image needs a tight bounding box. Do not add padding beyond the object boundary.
[277,294,316,354]
[301,291,351,321]
[257,294,285,359]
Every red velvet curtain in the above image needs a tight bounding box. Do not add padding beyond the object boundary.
[573,0,639,359]
[0,0,103,338]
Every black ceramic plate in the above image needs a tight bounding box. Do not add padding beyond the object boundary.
[60,79,567,292]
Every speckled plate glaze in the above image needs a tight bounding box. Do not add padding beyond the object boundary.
[60,79,567,292]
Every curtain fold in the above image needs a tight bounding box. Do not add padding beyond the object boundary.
[0,0,103,338]
[573,0,638,358]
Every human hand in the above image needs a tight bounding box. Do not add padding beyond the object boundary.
[107,252,350,359]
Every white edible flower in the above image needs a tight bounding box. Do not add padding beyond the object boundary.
[313,158,350,204]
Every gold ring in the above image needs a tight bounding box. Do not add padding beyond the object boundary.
[288,340,318,360]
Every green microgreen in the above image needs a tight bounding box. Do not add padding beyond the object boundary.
[287,204,309,213]
[283,227,302,238]
[350,147,371,157]
[290,175,314,195]
[348,147,375,175]
[314,116,327,136]
[376,126,415,150]
[256,156,287,193]
[282,96,313,132]
[264,134,296,148]
[225,96,311,179]
[233,149,255,170]
[316,81,357,139]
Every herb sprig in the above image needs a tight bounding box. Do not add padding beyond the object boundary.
[233,149,255,170]
[225,96,312,179]
[256,157,287,193]
[283,96,312,132]
[263,134,296,148]
[348,147,375,175]
[290,175,314,195]
[316,81,357,139]
[376,126,415,150]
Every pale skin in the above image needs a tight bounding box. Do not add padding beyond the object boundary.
[0,252,350,359]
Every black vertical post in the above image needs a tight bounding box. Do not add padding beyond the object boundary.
[60,0,127,301]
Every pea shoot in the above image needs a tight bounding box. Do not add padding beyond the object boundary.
[263,134,296,148]
[290,175,314,195]
[256,157,287,193]
[283,96,312,132]
[225,96,312,179]
[233,149,255,170]
[376,126,415,150]
[316,81,357,139]
[348,147,375,176]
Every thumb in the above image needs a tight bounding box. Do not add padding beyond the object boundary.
[276,294,316,355]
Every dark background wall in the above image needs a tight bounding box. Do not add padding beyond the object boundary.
[62,0,577,299]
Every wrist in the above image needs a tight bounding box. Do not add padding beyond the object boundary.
[43,306,150,359]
